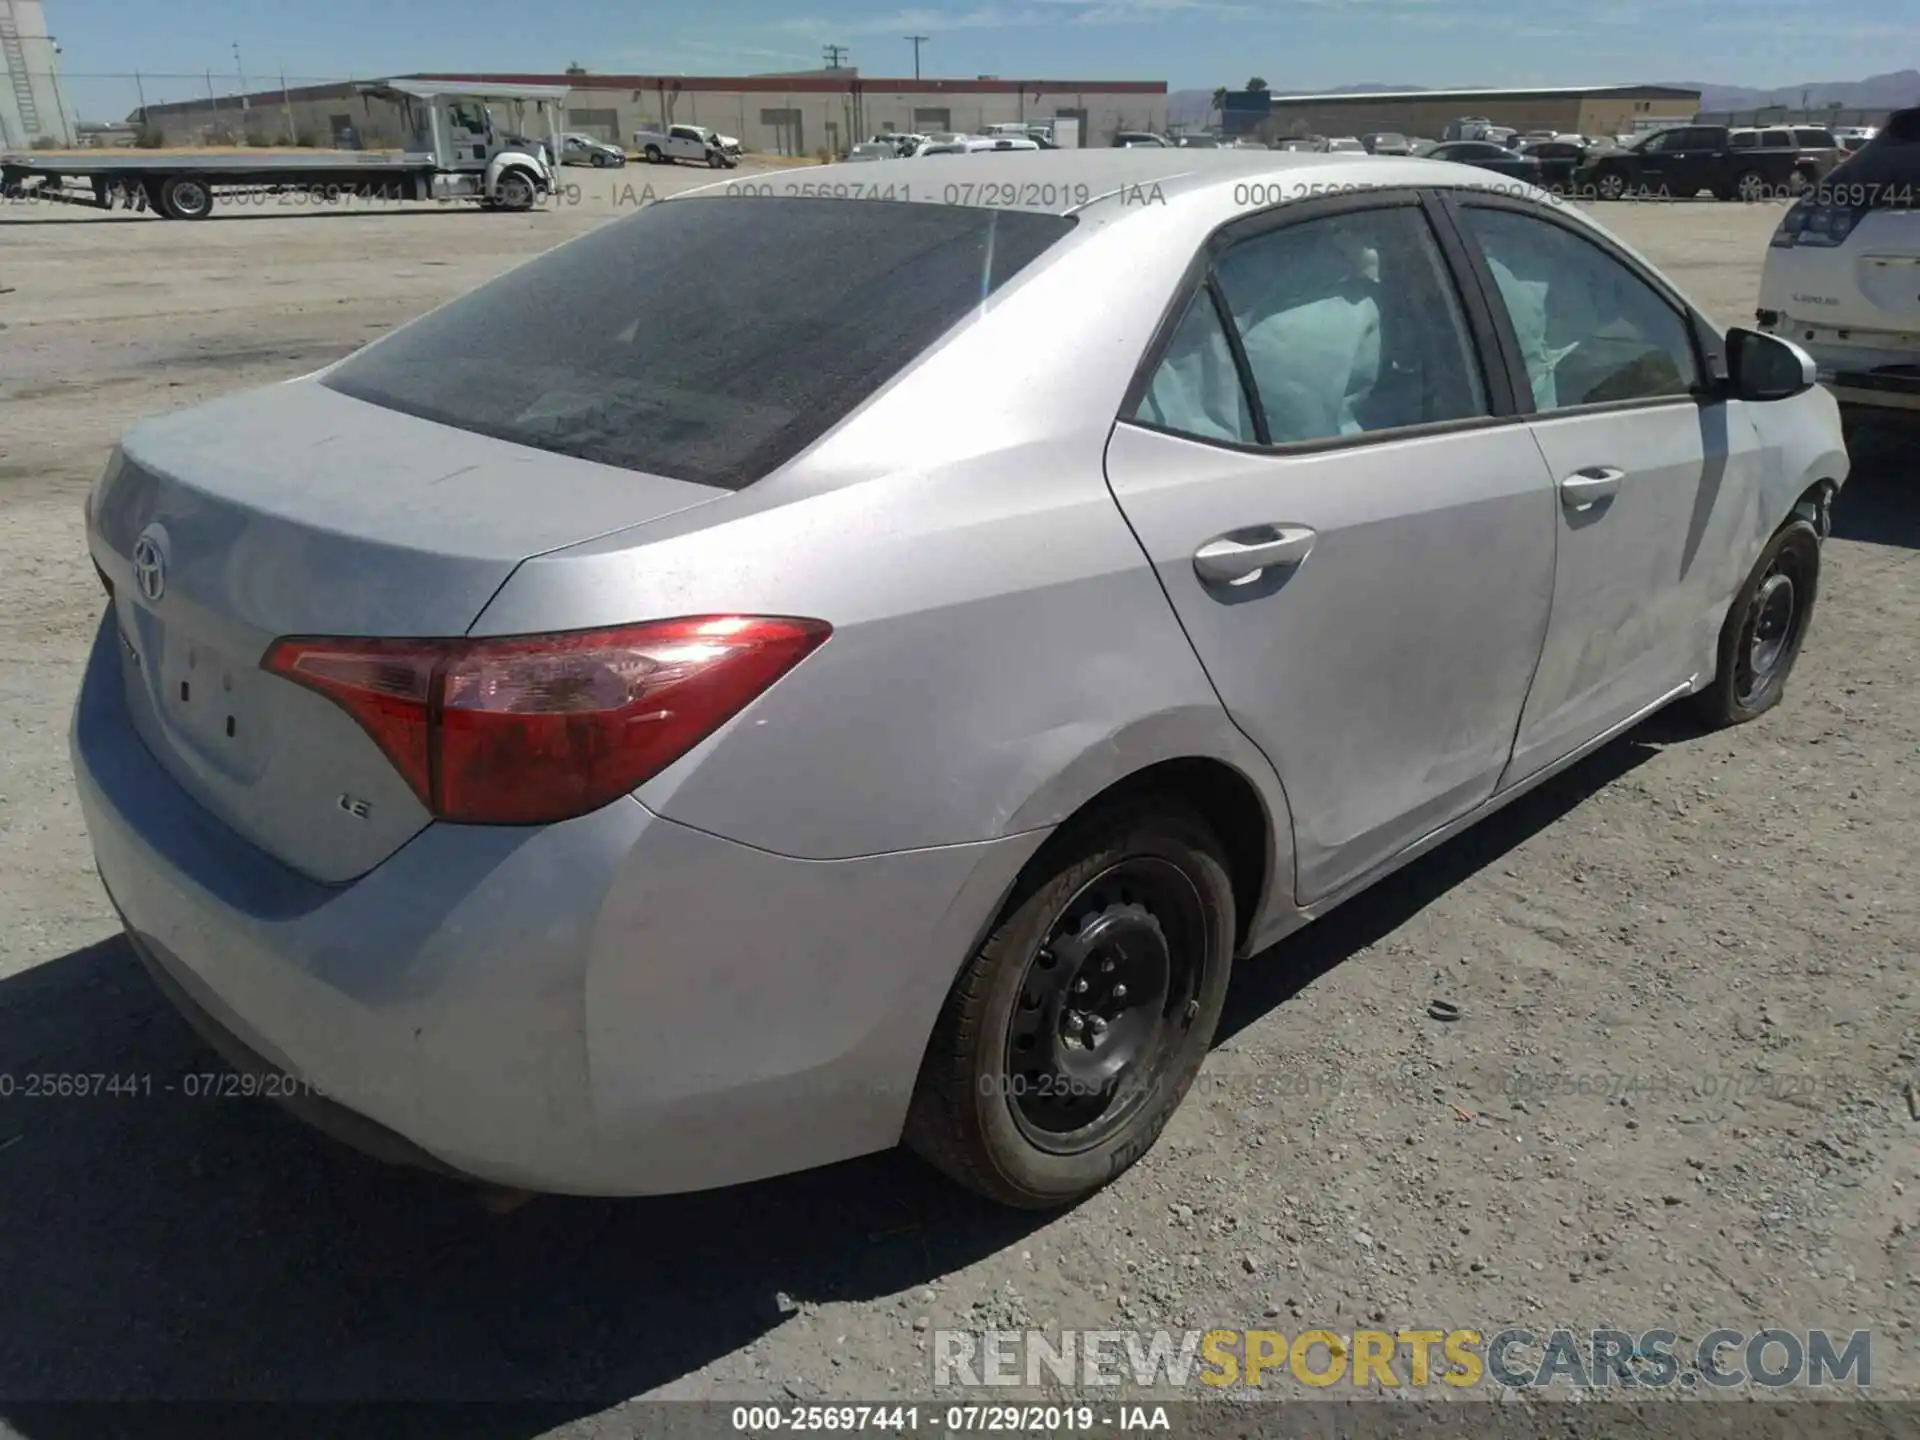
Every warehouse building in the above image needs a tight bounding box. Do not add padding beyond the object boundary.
[1223,84,1701,144]
[128,69,1169,155]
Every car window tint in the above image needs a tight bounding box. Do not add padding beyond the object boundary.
[323,197,1076,489]
[1131,291,1256,444]
[1212,208,1487,443]
[1458,206,1699,412]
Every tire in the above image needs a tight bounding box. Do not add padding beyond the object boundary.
[707,149,726,169]
[1594,170,1627,201]
[1693,518,1821,728]
[591,151,611,168]
[158,174,214,220]
[1734,169,1767,203]
[643,144,664,164]
[904,797,1236,1209]
[492,169,537,212]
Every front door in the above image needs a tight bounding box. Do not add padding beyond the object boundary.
[1447,197,1762,785]
[442,99,491,168]
[1104,196,1558,904]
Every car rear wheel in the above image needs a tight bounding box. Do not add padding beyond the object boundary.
[644,144,664,164]
[1694,518,1821,727]
[905,798,1235,1209]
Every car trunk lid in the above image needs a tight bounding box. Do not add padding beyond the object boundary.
[89,380,723,883]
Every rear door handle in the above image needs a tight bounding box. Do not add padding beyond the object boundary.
[1193,525,1317,585]
[1560,466,1625,509]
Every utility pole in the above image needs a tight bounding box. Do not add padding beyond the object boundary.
[905,35,928,80]
[823,43,848,70]
[234,42,249,109]
[281,65,296,144]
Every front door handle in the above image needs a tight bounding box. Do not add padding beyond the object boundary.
[1193,525,1317,585]
[1560,466,1625,509]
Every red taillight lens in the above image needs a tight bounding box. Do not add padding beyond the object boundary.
[263,616,831,825]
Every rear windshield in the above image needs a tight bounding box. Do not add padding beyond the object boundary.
[1812,110,1920,206]
[321,196,1076,489]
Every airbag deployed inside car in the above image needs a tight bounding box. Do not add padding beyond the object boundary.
[1241,294,1382,440]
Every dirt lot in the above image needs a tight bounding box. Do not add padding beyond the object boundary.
[1,175,1916,1431]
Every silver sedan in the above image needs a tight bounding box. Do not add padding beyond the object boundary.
[75,150,1847,1208]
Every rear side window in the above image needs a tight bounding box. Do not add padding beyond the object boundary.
[323,198,1074,489]
[1134,206,1487,448]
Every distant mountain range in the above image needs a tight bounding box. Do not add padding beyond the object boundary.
[1168,70,1920,126]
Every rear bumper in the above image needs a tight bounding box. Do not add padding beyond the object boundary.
[72,611,1042,1195]
[1758,318,1920,413]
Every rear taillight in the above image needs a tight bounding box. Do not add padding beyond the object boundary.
[264,616,831,825]
[1773,198,1866,248]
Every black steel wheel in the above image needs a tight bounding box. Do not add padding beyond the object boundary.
[1695,518,1821,727]
[906,797,1235,1208]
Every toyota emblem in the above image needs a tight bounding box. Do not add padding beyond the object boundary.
[131,525,169,604]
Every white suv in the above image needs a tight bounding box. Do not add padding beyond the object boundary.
[1758,107,1920,426]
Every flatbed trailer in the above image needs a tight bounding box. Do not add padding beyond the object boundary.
[1,79,571,221]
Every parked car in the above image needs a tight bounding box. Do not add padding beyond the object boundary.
[864,132,922,157]
[847,142,898,162]
[1833,125,1877,154]
[1112,130,1169,147]
[74,150,1846,1211]
[1579,124,1827,201]
[1757,105,1920,430]
[914,136,1038,156]
[1521,138,1589,191]
[1408,137,1440,157]
[1320,136,1367,154]
[1228,137,1271,150]
[634,123,739,168]
[1428,140,1544,182]
[557,132,627,168]
[1175,134,1222,148]
[1360,133,1412,155]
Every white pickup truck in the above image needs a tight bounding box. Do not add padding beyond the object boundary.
[633,123,742,168]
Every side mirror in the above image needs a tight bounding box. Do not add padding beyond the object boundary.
[1724,327,1818,402]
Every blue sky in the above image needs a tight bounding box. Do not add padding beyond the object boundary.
[43,0,1920,121]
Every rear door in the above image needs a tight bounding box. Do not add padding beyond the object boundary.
[1103,192,1558,904]
[1442,195,1767,784]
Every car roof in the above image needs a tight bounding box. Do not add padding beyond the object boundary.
[674,149,1583,228]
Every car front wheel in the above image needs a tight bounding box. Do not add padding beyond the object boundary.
[905,798,1236,1208]
[1595,170,1627,201]
[1694,518,1821,727]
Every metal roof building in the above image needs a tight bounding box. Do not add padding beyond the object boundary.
[1224,83,1703,143]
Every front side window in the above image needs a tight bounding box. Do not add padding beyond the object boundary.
[323,198,1075,489]
[1457,206,1699,412]
[1210,207,1487,444]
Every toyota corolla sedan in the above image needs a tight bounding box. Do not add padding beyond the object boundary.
[75,150,1847,1209]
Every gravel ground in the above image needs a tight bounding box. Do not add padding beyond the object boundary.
[0,179,1915,1432]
